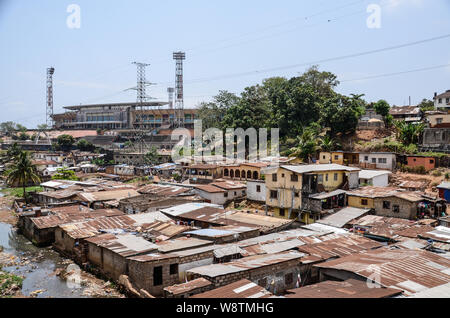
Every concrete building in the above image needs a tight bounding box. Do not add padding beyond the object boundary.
[359,170,391,187]
[358,152,397,171]
[434,90,450,110]
[246,180,266,202]
[52,102,199,130]
[265,164,360,223]
[389,105,423,123]
[421,128,450,153]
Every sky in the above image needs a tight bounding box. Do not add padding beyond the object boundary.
[0,0,449,128]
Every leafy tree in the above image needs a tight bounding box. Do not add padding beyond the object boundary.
[319,135,339,152]
[5,151,41,203]
[374,100,390,118]
[197,90,240,130]
[289,129,319,162]
[320,94,365,136]
[0,121,17,135]
[76,139,94,151]
[296,65,339,98]
[5,143,22,162]
[394,121,425,145]
[418,98,435,112]
[51,168,79,181]
[37,124,49,130]
[144,146,161,165]
[16,124,27,133]
[222,85,271,130]
[18,132,29,141]
[55,134,75,151]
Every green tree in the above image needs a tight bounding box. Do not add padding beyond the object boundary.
[144,146,161,165]
[222,85,271,130]
[5,151,41,203]
[51,168,79,181]
[394,121,425,145]
[319,135,339,152]
[76,139,94,151]
[197,90,240,130]
[5,143,22,162]
[374,100,390,118]
[289,129,319,162]
[418,98,435,112]
[18,132,29,141]
[55,134,75,151]
[320,94,365,136]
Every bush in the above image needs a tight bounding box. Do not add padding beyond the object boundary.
[431,170,442,177]
[445,173,449,180]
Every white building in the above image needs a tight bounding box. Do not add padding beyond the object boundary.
[359,153,397,171]
[359,170,391,187]
[246,180,266,202]
[194,181,246,205]
[434,90,450,110]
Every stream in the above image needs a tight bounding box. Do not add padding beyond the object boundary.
[0,221,92,298]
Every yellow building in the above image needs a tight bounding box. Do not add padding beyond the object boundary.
[346,186,399,210]
[265,164,360,224]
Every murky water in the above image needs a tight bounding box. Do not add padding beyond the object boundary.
[0,222,90,298]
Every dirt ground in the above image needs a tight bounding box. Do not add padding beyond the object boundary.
[0,196,17,226]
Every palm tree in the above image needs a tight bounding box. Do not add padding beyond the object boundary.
[318,135,339,152]
[5,151,41,203]
[290,130,319,162]
[394,121,424,145]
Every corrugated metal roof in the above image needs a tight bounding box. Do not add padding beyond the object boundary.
[314,248,450,296]
[187,251,305,278]
[164,278,212,296]
[286,279,402,298]
[318,207,371,228]
[85,233,158,257]
[359,170,391,179]
[156,237,213,253]
[191,279,273,298]
[281,164,360,174]
[408,282,450,298]
[160,203,222,217]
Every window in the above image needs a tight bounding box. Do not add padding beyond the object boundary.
[438,98,442,103]
[318,175,323,183]
[294,191,299,198]
[334,173,338,181]
[272,174,277,182]
[234,191,237,196]
[153,266,163,286]
[393,205,400,213]
[256,185,261,193]
[170,264,178,275]
[270,190,278,199]
[361,199,368,206]
[281,173,285,178]
[372,158,376,164]
[378,158,387,164]
[430,159,434,164]
[364,156,369,161]
[334,155,339,160]
[383,201,391,209]
[224,193,228,198]
[326,174,329,182]
[322,155,326,159]
[290,174,298,182]
[285,273,293,285]
[436,118,443,124]
[279,209,285,217]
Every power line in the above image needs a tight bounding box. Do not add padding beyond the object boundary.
[154,33,450,86]
[340,63,450,83]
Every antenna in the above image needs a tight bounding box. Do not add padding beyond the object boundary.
[46,67,55,127]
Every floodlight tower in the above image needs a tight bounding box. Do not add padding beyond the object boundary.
[173,52,186,127]
[46,67,55,127]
